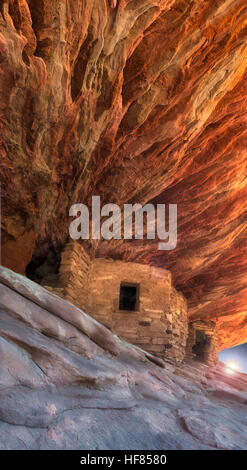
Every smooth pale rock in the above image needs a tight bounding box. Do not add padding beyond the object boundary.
[0,336,47,389]
[0,266,126,356]
[0,267,247,450]
[0,282,102,359]
[178,408,247,450]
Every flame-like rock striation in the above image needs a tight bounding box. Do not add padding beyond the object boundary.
[0,1,247,349]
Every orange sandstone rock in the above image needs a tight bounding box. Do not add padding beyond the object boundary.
[0,1,247,350]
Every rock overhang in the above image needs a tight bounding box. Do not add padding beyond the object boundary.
[0,0,246,350]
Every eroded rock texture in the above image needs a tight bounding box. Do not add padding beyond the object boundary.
[0,266,247,450]
[0,1,247,349]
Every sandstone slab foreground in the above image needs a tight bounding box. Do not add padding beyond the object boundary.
[0,267,247,450]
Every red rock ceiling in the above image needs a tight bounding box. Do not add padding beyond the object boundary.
[0,0,247,349]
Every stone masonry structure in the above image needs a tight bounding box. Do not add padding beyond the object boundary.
[51,242,189,364]
[42,242,219,365]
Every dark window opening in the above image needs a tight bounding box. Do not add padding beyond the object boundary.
[192,330,211,361]
[119,283,139,311]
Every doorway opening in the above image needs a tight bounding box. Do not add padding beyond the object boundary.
[192,330,211,361]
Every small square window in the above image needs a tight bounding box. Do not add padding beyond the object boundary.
[119,283,139,311]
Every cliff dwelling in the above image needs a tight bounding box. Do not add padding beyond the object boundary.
[1,0,247,368]
[22,241,220,365]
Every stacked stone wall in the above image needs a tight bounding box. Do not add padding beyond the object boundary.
[58,245,188,363]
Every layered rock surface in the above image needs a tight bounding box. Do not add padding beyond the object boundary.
[0,266,247,450]
[0,1,247,349]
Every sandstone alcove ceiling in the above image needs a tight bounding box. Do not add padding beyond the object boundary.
[0,0,247,351]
